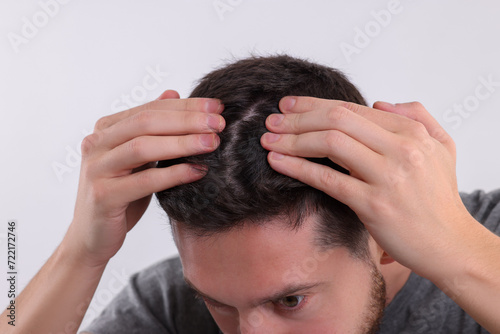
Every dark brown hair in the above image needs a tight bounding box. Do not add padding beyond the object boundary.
[156,54,370,259]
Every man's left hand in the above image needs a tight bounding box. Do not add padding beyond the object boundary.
[261,96,474,280]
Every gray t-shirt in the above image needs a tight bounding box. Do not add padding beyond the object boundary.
[82,190,500,334]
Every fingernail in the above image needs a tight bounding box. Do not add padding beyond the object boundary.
[269,114,284,126]
[205,99,222,113]
[208,114,224,132]
[281,97,296,111]
[201,133,217,147]
[270,151,285,160]
[263,132,280,143]
[191,164,208,175]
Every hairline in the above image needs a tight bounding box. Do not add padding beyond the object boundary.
[171,211,372,263]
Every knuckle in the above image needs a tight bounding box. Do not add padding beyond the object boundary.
[325,109,338,123]
[326,106,350,124]
[447,137,457,153]
[420,137,437,154]
[398,140,425,167]
[81,132,101,157]
[134,169,154,188]
[433,128,454,145]
[187,98,204,111]
[133,110,155,130]
[398,139,418,157]
[126,137,146,158]
[340,101,360,113]
[94,116,111,131]
[291,114,302,131]
[367,195,392,217]
[301,96,316,110]
[141,100,158,111]
[325,130,345,151]
[408,121,428,138]
[319,168,337,187]
[288,134,300,152]
[408,101,425,111]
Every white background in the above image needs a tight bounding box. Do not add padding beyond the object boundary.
[1,0,499,331]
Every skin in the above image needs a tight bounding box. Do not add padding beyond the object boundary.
[261,97,500,332]
[175,217,390,334]
[0,91,226,333]
[1,91,499,333]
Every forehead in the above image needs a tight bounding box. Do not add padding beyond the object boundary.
[173,217,361,305]
[175,216,319,275]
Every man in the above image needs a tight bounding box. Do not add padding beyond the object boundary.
[2,55,499,333]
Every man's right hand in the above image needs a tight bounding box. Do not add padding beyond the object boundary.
[63,90,225,268]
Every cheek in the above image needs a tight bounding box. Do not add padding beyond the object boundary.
[316,293,371,332]
[302,293,373,333]
[316,270,378,331]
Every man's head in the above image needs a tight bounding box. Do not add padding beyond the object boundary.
[156,55,387,333]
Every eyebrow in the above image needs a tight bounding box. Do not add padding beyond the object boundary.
[184,277,326,308]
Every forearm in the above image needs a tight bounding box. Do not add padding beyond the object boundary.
[0,235,107,334]
[431,219,500,333]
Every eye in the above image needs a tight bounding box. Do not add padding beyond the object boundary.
[277,295,305,309]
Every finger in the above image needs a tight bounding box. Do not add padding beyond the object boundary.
[279,96,415,134]
[99,133,220,174]
[373,101,453,145]
[97,110,225,150]
[261,130,384,182]
[112,163,207,204]
[156,89,180,100]
[94,97,223,131]
[266,106,395,155]
[267,152,368,210]
[280,96,369,115]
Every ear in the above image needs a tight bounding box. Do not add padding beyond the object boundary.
[380,251,396,265]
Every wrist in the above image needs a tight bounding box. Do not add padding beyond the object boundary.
[426,216,498,297]
[59,223,111,271]
[423,218,500,332]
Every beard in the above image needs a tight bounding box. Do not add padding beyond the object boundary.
[358,262,387,334]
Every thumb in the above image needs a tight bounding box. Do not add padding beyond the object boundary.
[156,89,180,100]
